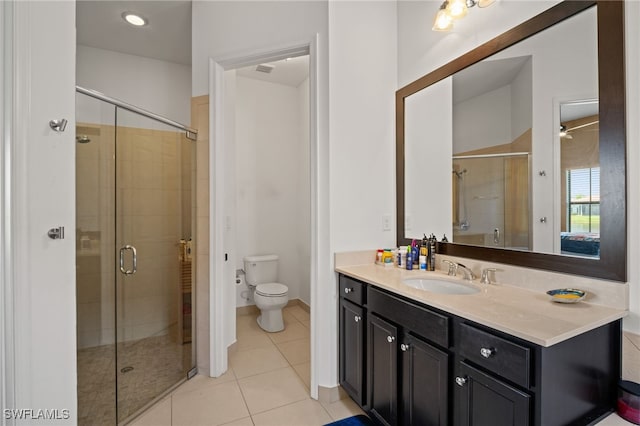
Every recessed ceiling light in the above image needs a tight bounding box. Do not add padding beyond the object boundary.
[122,12,147,27]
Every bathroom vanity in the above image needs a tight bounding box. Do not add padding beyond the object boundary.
[336,264,626,426]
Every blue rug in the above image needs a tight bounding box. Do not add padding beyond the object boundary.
[324,414,375,426]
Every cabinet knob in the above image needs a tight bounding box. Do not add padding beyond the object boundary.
[387,335,395,343]
[400,343,410,352]
[344,287,353,294]
[480,347,495,358]
[354,315,361,323]
[455,376,468,387]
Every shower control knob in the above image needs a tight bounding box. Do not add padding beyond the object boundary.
[47,226,65,240]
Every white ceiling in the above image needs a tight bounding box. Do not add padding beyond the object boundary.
[76,1,310,86]
[453,56,531,104]
[76,1,192,66]
[236,56,310,88]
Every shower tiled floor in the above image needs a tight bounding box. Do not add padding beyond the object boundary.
[129,306,365,426]
[77,327,192,426]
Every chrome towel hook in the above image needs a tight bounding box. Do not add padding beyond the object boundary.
[49,118,68,132]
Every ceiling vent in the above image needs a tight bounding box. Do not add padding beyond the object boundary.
[255,64,275,74]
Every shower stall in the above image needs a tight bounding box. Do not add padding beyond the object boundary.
[75,87,197,425]
[452,153,531,250]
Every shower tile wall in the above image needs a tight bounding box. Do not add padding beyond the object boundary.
[77,124,115,349]
[76,124,190,349]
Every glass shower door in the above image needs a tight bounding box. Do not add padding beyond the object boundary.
[114,108,194,421]
[452,154,530,250]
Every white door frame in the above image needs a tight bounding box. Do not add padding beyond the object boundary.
[208,36,323,398]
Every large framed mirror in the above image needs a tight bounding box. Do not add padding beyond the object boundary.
[396,1,626,281]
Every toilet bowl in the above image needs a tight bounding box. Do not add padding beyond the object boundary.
[243,255,289,332]
[254,283,288,332]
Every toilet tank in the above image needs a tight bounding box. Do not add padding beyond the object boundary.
[243,254,278,285]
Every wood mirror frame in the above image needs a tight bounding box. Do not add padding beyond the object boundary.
[396,1,626,281]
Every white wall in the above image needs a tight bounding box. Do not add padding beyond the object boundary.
[77,45,191,125]
[192,0,397,393]
[234,75,310,306]
[511,57,532,141]
[453,85,512,153]
[398,1,639,334]
[4,1,77,422]
[405,77,453,240]
[192,0,331,390]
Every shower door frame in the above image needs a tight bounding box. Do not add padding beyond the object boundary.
[75,86,198,424]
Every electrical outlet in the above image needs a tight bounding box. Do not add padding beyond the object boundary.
[382,214,391,231]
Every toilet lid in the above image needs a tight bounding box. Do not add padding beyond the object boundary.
[255,282,288,297]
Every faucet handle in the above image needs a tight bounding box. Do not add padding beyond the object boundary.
[480,268,498,284]
[442,259,457,276]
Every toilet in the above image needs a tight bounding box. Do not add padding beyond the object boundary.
[243,254,289,332]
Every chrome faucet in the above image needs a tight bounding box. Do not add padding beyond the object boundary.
[455,263,476,281]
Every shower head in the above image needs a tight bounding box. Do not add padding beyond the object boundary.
[76,135,91,144]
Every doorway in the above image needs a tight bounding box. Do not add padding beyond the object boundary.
[75,88,197,424]
[208,41,321,397]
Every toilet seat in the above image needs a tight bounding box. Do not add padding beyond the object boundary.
[255,282,288,297]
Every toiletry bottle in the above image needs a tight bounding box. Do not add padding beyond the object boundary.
[376,249,383,264]
[429,234,437,271]
[406,246,413,270]
[411,240,419,266]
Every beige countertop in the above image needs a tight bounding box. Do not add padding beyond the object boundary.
[336,263,627,347]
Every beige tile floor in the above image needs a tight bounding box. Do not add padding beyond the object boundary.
[129,313,640,426]
[130,306,365,426]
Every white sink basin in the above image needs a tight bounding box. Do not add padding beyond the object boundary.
[402,278,480,295]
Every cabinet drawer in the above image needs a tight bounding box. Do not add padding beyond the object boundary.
[368,287,449,349]
[340,275,366,306]
[458,323,531,388]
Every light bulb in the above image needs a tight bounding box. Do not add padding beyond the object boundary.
[446,0,468,19]
[122,12,147,27]
[433,3,454,31]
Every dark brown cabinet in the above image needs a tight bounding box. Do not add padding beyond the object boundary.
[455,362,530,426]
[402,334,449,426]
[337,273,621,426]
[340,299,366,405]
[368,314,399,425]
[339,275,367,406]
[367,288,450,426]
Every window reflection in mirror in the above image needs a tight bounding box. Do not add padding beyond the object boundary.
[559,100,600,258]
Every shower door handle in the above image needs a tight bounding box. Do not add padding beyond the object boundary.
[119,245,137,275]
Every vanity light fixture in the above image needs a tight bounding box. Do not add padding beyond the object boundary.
[432,0,497,31]
[122,12,148,27]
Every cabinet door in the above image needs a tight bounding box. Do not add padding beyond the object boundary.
[401,334,449,426]
[340,299,366,406]
[368,314,399,426]
[455,362,531,426]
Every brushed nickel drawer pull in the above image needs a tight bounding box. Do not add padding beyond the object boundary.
[480,347,495,358]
